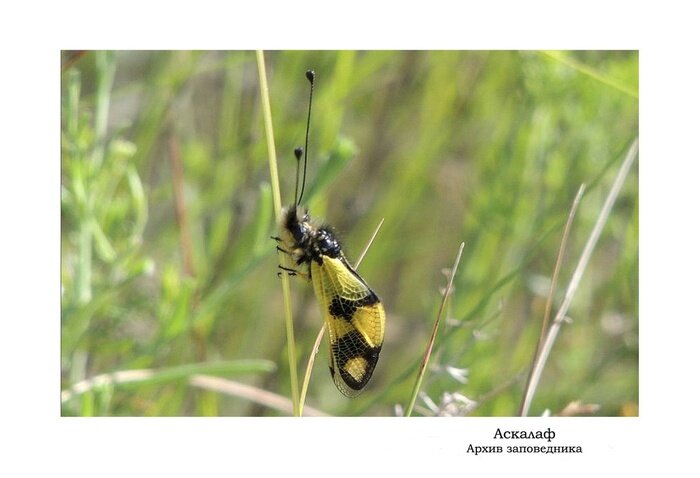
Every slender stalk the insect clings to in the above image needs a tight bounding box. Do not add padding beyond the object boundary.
[256,50,301,417]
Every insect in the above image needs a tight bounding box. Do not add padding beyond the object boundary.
[274,70,385,397]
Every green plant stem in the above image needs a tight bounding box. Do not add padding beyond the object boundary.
[519,138,638,416]
[256,50,301,416]
[299,324,326,414]
[61,360,276,402]
[519,184,585,416]
[65,68,93,305]
[405,242,465,417]
[542,51,638,99]
[190,375,328,417]
[92,51,116,169]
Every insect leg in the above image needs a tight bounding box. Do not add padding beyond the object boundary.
[271,236,293,255]
[277,265,298,278]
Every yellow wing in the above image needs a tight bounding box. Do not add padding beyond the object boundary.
[310,255,385,397]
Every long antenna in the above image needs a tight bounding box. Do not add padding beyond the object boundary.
[293,146,303,204]
[296,69,315,205]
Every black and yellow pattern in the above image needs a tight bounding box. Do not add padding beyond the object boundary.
[278,205,385,397]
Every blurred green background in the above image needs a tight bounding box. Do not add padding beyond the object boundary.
[61,50,638,417]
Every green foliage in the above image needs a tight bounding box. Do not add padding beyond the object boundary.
[61,51,638,416]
